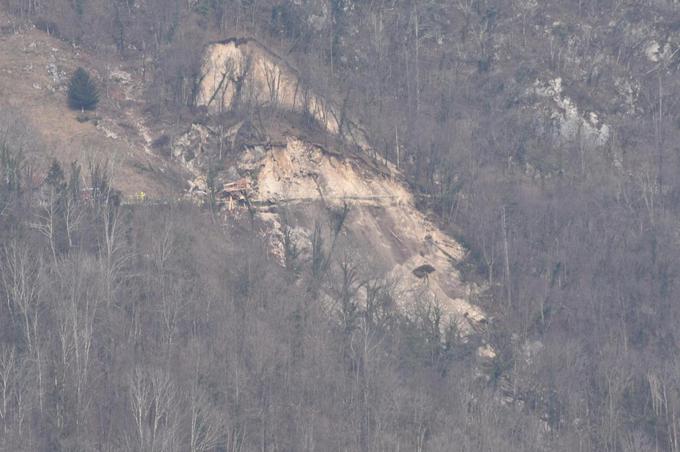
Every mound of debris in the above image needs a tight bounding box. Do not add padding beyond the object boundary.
[178,38,490,353]
[239,138,487,339]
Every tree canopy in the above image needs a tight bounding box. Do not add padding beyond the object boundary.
[67,67,99,111]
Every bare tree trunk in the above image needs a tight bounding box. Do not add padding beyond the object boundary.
[502,206,512,308]
[414,1,420,116]
[395,125,400,169]
[0,244,44,413]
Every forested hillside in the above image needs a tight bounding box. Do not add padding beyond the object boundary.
[1,0,680,451]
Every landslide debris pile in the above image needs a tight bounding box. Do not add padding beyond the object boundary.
[174,41,489,342]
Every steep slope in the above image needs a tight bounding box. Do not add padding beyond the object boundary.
[0,10,487,343]
[196,38,372,152]
[245,138,486,335]
[0,11,187,196]
[181,42,489,341]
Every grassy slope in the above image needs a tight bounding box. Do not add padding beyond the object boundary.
[0,12,189,197]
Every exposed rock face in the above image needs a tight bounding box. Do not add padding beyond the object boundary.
[533,77,610,147]
[241,138,486,337]
[109,69,132,84]
[172,123,212,173]
[196,38,370,150]
[171,121,246,178]
[645,40,674,63]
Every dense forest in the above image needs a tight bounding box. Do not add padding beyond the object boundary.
[2,0,680,451]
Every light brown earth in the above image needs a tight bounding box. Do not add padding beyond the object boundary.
[242,138,486,335]
[197,39,372,152]
[0,11,187,197]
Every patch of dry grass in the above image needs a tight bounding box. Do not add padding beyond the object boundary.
[0,11,188,197]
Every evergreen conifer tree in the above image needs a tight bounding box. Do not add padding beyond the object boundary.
[67,67,99,111]
[45,159,66,194]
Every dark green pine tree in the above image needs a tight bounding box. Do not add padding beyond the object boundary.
[67,67,99,111]
[45,159,66,194]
